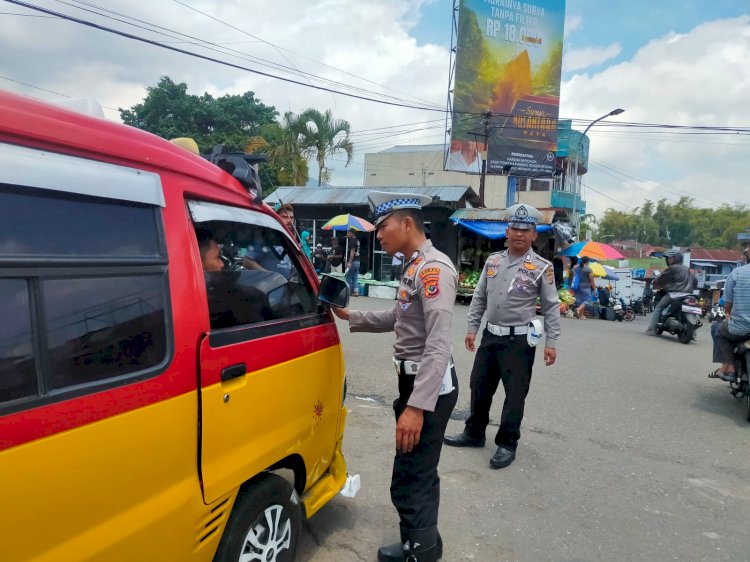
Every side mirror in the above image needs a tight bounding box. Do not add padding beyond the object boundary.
[318,274,350,308]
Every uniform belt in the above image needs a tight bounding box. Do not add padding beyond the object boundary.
[487,323,529,336]
[393,357,420,375]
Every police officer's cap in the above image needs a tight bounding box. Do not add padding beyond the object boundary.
[502,203,543,230]
[368,190,433,226]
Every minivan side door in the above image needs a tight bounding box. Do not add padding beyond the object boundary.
[188,201,344,503]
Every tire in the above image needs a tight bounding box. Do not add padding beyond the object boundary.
[655,325,664,335]
[624,310,635,322]
[214,473,301,562]
[744,382,750,423]
[678,327,694,344]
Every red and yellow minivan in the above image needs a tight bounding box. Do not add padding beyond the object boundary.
[0,89,349,561]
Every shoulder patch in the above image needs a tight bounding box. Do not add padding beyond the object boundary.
[545,268,554,284]
[419,267,441,298]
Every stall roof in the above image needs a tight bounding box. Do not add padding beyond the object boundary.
[450,207,556,224]
[265,185,476,207]
[451,219,552,240]
[691,260,718,267]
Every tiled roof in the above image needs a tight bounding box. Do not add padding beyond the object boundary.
[690,248,742,262]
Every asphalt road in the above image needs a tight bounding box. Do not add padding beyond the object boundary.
[298,296,750,561]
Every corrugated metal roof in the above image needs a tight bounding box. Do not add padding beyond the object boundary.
[265,185,471,206]
[450,208,555,224]
[378,144,444,154]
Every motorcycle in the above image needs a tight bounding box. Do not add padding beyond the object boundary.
[708,305,726,324]
[630,297,647,316]
[620,297,636,322]
[723,341,750,422]
[654,292,703,344]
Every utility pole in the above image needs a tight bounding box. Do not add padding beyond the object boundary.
[571,108,625,236]
[478,109,492,207]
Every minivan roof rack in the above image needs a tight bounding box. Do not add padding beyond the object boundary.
[205,144,268,203]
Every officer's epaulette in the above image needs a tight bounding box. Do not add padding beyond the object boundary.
[534,253,552,266]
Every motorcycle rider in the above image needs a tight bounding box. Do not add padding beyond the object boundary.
[709,259,750,382]
[646,250,697,336]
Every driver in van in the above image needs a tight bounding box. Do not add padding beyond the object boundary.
[197,229,224,272]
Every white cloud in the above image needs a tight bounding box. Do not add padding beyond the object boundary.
[563,43,622,72]
[564,14,582,37]
[0,0,450,185]
[562,15,750,217]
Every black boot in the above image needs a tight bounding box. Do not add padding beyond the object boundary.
[403,526,440,562]
[377,529,443,561]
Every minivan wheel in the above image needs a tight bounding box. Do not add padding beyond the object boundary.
[214,473,301,562]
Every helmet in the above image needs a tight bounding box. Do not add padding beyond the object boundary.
[664,250,683,266]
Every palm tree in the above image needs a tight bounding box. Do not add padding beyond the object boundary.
[298,109,354,186]
[246,111,309,186]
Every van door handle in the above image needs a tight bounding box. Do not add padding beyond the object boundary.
[221,363,247,382]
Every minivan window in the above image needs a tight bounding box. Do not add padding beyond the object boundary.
[0,279,35,402]
[0,185,163,259]
[0,185,169,411]
[42,276,167,390]
[194,220,317,332]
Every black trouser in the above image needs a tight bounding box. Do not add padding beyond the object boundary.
[464,329,536,450]
[391,367,458,533]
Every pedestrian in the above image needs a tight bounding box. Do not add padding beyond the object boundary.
[444,203,561,470]
[573,256,595,319]
[300,230,312,260]
[275,203,299,241]
[313,243,328,273]
[329,238,344,274]
[345,228,361,296]
[331,191,458,562]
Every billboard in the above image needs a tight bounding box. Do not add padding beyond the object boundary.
[447,0,566,178]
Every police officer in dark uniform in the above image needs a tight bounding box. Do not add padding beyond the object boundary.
[444,204,561,469]
[332,191,458,562]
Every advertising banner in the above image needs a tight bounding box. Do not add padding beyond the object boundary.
[447,0,566,178]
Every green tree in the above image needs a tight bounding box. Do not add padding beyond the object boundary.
[120,76,278,153]
[298,109,354,186]
[247,111,309,188]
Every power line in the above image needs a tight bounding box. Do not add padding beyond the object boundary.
[6,0,456,113]
[0,73,119,111]
[581,181,636,210]
[169,0,445,111]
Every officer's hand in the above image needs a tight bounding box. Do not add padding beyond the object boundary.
[465,333,476,352]
[396,406,423,454]
[544,347,557,366]
[330,306,350,321]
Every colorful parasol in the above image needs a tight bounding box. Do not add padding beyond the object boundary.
[559,241,624,260]
[321,214,375,232]
[589,262,620,280]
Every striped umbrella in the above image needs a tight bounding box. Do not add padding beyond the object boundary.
[589,262,620,280]
[559,241,624,260]
[322,214,375,232]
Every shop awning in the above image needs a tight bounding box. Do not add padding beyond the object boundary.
[691,260,718,267]
[452,218,552,240]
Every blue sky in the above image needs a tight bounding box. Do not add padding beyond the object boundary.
[413,0,750,74]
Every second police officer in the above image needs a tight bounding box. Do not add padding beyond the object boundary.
[444,203,561,469]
